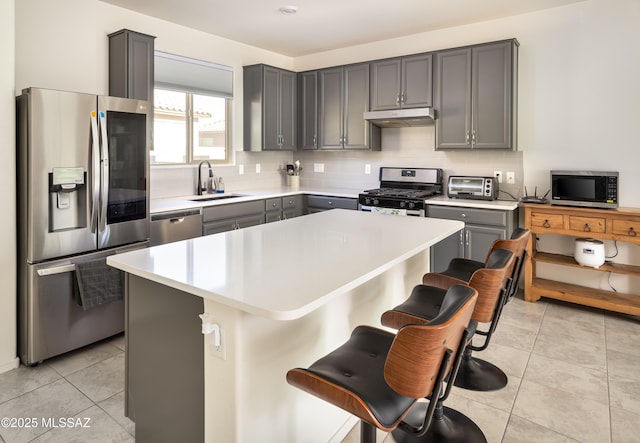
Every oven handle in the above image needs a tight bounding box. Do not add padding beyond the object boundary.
[37,264,76,276]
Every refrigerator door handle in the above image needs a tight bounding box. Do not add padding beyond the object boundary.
[36,263,76,276]
[90,112,100,233]
[98,111,109,233]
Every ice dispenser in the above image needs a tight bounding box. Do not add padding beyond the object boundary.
[49,167,87,231]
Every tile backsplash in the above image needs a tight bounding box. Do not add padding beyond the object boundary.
[150,125,524,200]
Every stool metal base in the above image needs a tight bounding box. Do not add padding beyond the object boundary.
[391,404,486,443]
[453,356,508,392]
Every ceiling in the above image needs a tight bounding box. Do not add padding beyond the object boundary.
[100,0,585,57]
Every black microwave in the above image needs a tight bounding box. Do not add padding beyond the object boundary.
[550,171,618,209]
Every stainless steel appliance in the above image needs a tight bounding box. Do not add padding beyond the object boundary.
[150,209,202,246]
[447,176,499,200]
[17,87,150,365]
[358,167,443,216]
[551,170,618,209]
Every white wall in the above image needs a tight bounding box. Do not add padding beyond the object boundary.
[0,0,18,373]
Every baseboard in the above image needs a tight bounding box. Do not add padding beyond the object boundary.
[0,356,20,374]
[329,416,359,443]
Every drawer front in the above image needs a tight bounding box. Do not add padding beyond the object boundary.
[568,216,605,234]
[306,195,358,211]
[265,198,282,212]
[282,194,304,209]
[428,206,507,227]
[611,219,640,239]
[203,200,265,222]
[530,212,564,230]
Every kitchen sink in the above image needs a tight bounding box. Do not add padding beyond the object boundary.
[187,194,247,202]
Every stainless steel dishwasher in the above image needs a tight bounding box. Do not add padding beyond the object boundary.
[150,208,202,246]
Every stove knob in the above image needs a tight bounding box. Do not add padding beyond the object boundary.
[409,202,415,209]
[400,201,406,208]
[365,197,371,205]
[373,199,380,206]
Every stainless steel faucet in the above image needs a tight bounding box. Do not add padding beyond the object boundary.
[197,160,213,195]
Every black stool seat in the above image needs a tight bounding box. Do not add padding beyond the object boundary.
[304,326,415,429]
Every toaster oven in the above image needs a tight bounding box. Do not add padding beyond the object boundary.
[447,176,499,200]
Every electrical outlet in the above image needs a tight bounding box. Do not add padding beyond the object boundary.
[506,171,515,185]
[255,163,261,174]
[494,171,503,183]
[365,164,371,174]
[209,325,226,361]
[314,163,324,173]
[238,164,244,175]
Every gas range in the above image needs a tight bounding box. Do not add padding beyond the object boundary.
[358,167,443,216]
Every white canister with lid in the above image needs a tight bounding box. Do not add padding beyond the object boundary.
[574,238,605,268]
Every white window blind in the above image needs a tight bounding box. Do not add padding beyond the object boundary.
[154,51,233,98]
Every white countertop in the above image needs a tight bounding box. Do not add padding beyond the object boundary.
[150,187,361,214]
[108,209,463,320]
[426,195,520,210]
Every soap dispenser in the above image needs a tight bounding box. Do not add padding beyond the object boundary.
[216,177,225,193]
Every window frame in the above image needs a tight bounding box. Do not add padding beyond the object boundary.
[152,88,232,167]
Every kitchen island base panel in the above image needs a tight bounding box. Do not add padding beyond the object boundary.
[126,275,204,443]
[125,252,429,442]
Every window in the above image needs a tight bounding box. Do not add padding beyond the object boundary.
[152,51,233,165]
[152,89,230,164]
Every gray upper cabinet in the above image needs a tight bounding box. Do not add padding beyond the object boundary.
[370,53,432,111]
[297,71,318,150]
[435,39,518,150]
[108,29,155,102]
[243,64,297,151]
[318,64,380,150]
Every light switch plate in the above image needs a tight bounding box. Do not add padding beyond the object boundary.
[255,164,261,174]
[239,164,244,175]
[314,163,324,173]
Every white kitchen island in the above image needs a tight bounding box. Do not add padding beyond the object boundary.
[107,209,464,443]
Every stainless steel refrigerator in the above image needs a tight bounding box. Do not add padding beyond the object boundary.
[17,87,150,365]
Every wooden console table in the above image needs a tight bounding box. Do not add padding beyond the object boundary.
[523,203,640,315]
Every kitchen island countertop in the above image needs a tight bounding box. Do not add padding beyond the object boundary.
[108,209,464,320]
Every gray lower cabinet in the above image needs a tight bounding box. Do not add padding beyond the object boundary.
[435,39,518,150]
[370,53,433,111]
[318,64,380,150]
[243,64,296,151]
[427,205,518,272]
[266,195,306,222]
[306,195,358,213]
[108,29,155,102]
[202,200,265,235]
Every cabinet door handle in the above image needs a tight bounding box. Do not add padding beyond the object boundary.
[465,230,470,246]
[629,227,637,237]
[459,230,464,245]
[461,213,467,218]
[396,94,401,105]
[543,219,550,228]
[313,136,317,146]
[584,223,591,232]
[465,131,470,143]
[472,130,477,143]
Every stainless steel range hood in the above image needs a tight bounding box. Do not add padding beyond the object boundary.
[364,107,435,128]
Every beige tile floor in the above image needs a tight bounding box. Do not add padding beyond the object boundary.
[1,293,639,443]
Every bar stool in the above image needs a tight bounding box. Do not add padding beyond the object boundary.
[286,285,480,443]
[382,247,515,392]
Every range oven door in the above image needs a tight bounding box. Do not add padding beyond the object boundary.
[359,204,425,216]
